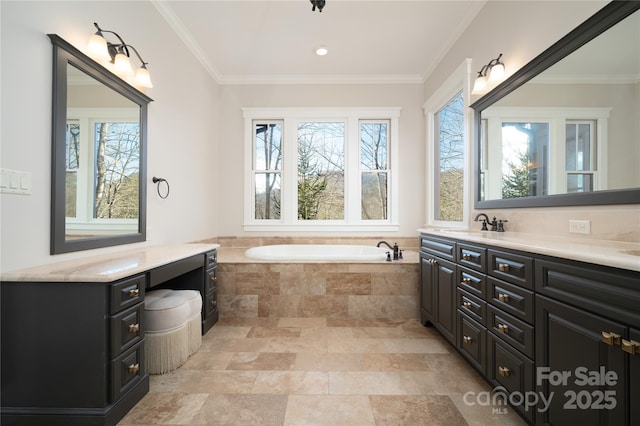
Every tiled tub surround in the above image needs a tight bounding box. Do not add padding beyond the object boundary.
[211,238,420,320]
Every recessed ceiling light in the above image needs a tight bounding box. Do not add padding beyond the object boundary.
[315,46,328,56]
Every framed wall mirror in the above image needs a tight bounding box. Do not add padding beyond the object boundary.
[471,1,640,208]
[49,34,152,254]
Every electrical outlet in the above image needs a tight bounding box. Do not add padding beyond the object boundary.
[569,220,591,235]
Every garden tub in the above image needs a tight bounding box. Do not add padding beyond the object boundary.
[244,244,389,261]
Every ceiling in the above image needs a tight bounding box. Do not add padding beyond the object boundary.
[152,0,486,84]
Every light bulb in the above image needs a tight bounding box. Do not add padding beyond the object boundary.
[489,63,505,82]
[472,75,488,95]
[135,66,153,88]
[87,34,109,62]
[113,53,133,76]
[315,46,328,56]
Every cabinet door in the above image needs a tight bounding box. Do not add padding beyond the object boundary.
[434,257,457,344]
[629,328,640,426]
[419,253,435,325]
[536,295,626,426]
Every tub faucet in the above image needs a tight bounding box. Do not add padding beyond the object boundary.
[377,241,399,260]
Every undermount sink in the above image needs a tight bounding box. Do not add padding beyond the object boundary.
[620,249,640,257]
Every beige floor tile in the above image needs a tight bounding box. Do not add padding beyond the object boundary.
[327,337,389,353]
[118,392,208,425]
[247,326,302,338]
[173,370,258,394]
[262,337,328,353]
[278,317,327,327]
[399,371,489,395]
[449,393,529,425]
[383,337,452,353]
[251,371,329,394]
[328,371,407,395]
[370,395,468,426]
[203,325,251,339]
[192,394,288,426]
[283,395,376,426]
[359,353,431,371]
[227,352,297,370]
[293,352,362,371]
[179,351,233,370]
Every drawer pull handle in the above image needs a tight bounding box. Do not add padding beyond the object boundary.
[622,339,640,355]
[128,363,140,374]
[461,277,472,284]
[498,366,511,377]
[497,323,509,333]
[462,301,472,309]
[128,323,140,333]
[127,288,140,298]
[601,331,621,346]
[498,263,510,272]
[211,300,217,307]
[462,253,472,260]
[498,293,510,302]
[463,335,473,344]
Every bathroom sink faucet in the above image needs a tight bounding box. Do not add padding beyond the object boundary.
[377,241,400,260]
[473,213,508,232]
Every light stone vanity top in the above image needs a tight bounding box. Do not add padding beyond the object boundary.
[0,243,220,283]
[418,228,640,272]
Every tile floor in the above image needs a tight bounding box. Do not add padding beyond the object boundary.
[119,318,527,425]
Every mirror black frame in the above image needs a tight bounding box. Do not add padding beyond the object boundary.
[471,1,640,209]
[49,34,152,254]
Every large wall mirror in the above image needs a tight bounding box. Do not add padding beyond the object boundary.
[49,34,152,254]
[471,1,639,208]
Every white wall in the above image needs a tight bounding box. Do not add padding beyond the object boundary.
[215,83,426,238]
[0,1,219,272]
[424,0,640,242]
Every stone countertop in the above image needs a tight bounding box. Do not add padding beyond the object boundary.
[0,243,220,283]
[418,228,640,272]
[217,247,420,264]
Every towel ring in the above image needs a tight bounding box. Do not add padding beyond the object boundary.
[152,177,170,199]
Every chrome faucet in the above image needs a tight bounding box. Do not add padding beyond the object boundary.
[377,241,399,260]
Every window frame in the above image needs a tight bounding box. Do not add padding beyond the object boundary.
[423,59,473,229]
[243,107,400,232]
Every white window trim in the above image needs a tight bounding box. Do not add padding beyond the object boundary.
[481,106,610,196]
[423,59,473,229]
[242,107,400,232]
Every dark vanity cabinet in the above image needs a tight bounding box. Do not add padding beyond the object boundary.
[419,235,457,344]
[0,275,149,426]
[0,245,219,425]
[203,249,219,333]
[419,232,640,425]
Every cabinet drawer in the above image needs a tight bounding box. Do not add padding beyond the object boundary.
[457,311,486,375]
[420,235,455,261]
[488,277,534,324]
[457,242,486,273]
[536,258,640,329]
[488,249,533,290]
[110,275,145,314]
[111,341,145,403]
[205,249,217,269]
[487,304,534,359]
[457,266,486,299]
[205,289,218,317]
[457,287,486,326]
[110,303,144,358]
[206,267,217,293]
[487,332,534,423]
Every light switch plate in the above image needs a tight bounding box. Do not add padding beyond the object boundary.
[0,169,32,195]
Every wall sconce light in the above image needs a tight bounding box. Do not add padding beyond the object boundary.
[87,22,153,89]
[472,53,505,95]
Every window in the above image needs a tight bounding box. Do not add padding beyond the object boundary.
[434,91,465,221]
[66,108,140,235]
[244,108,400,231]
[424,59,473,227]
[481,107,609,197]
